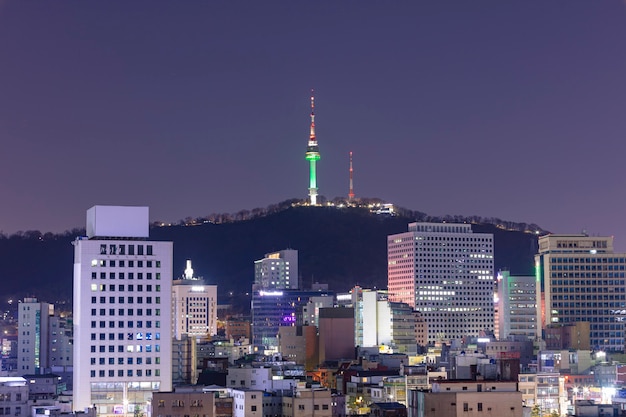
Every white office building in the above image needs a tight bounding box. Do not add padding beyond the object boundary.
[72,206,173,415]
[254,249,298,290]
[172,260,218,340]
[388,223,495,343]
[338,287,419,353]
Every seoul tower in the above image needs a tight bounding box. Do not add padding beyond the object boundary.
[305,90,320,205]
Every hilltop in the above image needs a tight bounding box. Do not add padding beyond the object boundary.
[0,201,542,310]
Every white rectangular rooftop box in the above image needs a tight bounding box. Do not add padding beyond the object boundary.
[86,205,149,238]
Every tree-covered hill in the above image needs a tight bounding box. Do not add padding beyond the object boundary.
[0,205,540,309]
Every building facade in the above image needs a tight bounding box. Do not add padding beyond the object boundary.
[152,389,233,417]
[0,377,28,417]
[339,287,422,352]
[318,308,355,363]
[388,223,495,343]
[544,322,591,350]
[254,249,298,290]
[72,206,173,414]
[282,385,332,417]
[409,380,523,417]
[496,271,539,340]
[17,298,53,375]
[251,289,333,353]
[172,260,218,340]
[48,315,73,369]
[17,299,73,376]
[339,287,387,348]
[536,234,626,351]
[278,325,319,371]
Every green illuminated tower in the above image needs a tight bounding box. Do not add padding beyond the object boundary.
[305,90,320,205]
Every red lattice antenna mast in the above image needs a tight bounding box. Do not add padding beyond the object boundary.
[348,151,355,200]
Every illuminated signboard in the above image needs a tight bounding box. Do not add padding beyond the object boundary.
[259,291,283,296]
[282,315,296,323]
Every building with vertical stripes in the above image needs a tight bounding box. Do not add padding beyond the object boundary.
[388,223,494,344]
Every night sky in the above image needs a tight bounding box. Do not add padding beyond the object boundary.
[1,2,626,248]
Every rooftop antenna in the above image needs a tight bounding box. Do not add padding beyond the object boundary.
[348,151,355,200]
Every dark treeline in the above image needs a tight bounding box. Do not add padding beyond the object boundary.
[0,199,545,313]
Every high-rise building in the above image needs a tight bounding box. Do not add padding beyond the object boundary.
[338,287,422,353]
[254,249,298,290]
[251,289,333,353]
[496,271,539,340]
[17,298,53,375]
[72,205,173,414]
[535,234,626,351]
[172,260,218,340]
[17,299,73,376]
[388,223,495,344]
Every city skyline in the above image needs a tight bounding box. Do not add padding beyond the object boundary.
[1,2,626,248]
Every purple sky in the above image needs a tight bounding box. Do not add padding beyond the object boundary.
[1,2,626,248]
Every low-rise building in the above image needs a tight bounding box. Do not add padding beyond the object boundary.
[408,380,522,417]
[538,350,592,374]
[402,365,446,391]
[231,388,263,417]
[0,377,28,417]
[22,374,63,400]
[544,322,591,350]
[227,366,272,391]
[518,372,565,416]
[282,385,332,417]
[152,389,233,417]
[369,402,407,417]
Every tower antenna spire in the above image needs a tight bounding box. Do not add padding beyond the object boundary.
[305,89,321,205]
[310,90,315,141]
[348,151,355,201]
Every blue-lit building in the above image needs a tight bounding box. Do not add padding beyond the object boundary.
[251,289,334,353]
